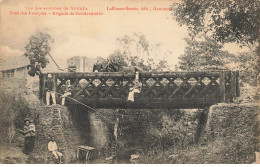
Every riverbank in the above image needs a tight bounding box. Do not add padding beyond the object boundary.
[137,86,259,164]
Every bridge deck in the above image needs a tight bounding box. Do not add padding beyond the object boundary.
[39,71,239,109]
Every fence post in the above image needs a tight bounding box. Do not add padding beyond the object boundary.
[230,71,236,102]
[39,74,43,99]
[225,70,232,102]
[236,70,240,97]
[219,71,226,102]
[41,75,46,103]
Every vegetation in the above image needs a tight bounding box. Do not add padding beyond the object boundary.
[232,49,259,85]
[172,0,260,46]
[107,33,171,72]
[178,35,235,71]
[172,0,259,85]
[0,91,30,144]
[23,32,54,68]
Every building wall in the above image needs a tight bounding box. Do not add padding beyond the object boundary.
[0,54,29,79]
[1,66,27,79]
[67,56,98,72]
[15,67,27,78]
[1,69,15,78]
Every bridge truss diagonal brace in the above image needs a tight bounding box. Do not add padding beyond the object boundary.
[182,77,202,98]
[100,79,121,98]
[168,77,189,98]
[196,76,219,98]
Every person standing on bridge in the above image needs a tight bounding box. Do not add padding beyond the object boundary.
[68,61,77,72]
[45,74,56,106]
[93,59,103,72]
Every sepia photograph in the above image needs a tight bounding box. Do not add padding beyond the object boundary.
[0,0,259,164]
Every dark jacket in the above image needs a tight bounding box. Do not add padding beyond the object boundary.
[93,63,103,72]
[45,79,54,91]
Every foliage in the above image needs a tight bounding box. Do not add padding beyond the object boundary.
[23,32,54,68]
[172,0,260,46]
[178,36,235,71]
[231,49,259,85]
[106,50,128,66]
[107,33,171,72]
[0,91,30,143]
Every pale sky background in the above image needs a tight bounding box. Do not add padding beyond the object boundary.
[0,0,246,70]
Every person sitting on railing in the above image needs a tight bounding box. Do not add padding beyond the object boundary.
[128,71,142,102]
[68,61,77,72]
[45,74,56,106]
[128,79,142,102]
[61,85,72,106]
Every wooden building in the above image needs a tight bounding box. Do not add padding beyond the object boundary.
[0,55,29,78]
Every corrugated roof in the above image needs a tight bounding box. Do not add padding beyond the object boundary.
[0,55,29,71]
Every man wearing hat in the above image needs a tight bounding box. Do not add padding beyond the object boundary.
[20,119,36,155]
[45,74,56,105]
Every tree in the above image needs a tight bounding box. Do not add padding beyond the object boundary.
[178,36,235,71]
[23,32,54,68]
[172,0,260,46]
[231,49,259,85]
[107,50,128,66]
[107,33,171,72]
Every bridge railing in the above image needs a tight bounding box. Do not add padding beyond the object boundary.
[39,70,239,108]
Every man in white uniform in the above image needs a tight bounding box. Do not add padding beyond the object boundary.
[128,71,142,102]
[48,136,63,163]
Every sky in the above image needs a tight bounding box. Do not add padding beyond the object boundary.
[0,0,246,70]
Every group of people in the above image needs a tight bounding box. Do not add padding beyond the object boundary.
[45,74,72,106]
[67,60,143,103]
[26,58,142,105]
[22,59,143,164]
[20,119,63,163]
[44,61,77,106]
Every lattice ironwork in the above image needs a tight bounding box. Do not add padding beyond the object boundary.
[39,71,239,109]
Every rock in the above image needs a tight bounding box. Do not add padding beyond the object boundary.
[105,156,114,161]
[130,154,139,160]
